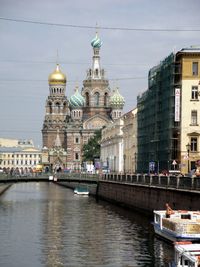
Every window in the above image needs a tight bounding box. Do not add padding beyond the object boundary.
[191,137,197,152]
[94,92,100,106]
[192,62,198,75]
[104,93,108,106]
[75,137,79,144]
[191,110,198,125]
[191,86,198,100]
[75,153,79,160]
[85,92,90,106]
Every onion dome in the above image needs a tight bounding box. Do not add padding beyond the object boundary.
[110,88,125,109]
[91,33,102,48]
[69,86,85,108]
[48,64,66,85]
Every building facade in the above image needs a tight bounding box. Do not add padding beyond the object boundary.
[42,33,124,171]
[101,118,124,173]
[122,108,137,173]
[0,139,41,173]
[137,47,200,174]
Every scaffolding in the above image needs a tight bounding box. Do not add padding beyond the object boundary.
[137,53,181,173]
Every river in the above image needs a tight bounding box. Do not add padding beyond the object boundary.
[0,182,174,267]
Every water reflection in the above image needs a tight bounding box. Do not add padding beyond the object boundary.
[0,183,174,267]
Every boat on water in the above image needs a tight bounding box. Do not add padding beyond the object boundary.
[169,241,200,267]
[74,186,89,195]
[153,204,200,242]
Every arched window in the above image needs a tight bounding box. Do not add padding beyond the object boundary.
[49,102,52,114]
[104,93,108,106]
[63,102,67,114]
[55,102,60,113]
[85,92,90,106]
[94,92,100,106]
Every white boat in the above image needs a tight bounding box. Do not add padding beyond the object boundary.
[153,208,200,242]
[74,186,89,195]
[170,241,200,267]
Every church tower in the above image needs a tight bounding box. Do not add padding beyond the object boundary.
[42,64,69,149]
[81,32,112,130]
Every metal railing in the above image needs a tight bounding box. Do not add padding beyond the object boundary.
[0,172,100,183]
[102,173,200,191]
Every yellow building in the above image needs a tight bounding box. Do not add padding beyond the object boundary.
[0,139,41,173]
[178,47,200,173]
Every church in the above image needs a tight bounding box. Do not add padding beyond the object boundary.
[41,33,125,172]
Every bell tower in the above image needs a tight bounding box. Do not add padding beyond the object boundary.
[42,64,69,149]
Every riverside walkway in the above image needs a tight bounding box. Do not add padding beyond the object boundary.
[0,172,200,192]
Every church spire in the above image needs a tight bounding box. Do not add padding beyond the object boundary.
[90,30,104,80]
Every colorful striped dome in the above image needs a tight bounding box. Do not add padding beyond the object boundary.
[91,33,102,48]
[110,88,125,109]
[69,86,85,108]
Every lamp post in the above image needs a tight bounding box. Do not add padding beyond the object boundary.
[106,157,109,173]
[186,143,191,174]
[123,154,126,174]
[134,152,137,174]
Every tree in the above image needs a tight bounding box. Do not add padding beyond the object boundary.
[82,130,101,162]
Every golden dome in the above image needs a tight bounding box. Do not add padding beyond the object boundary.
[48,64,66,85]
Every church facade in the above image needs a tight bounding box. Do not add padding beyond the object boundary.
[42,33,125,172]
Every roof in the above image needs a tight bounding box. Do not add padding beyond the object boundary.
[180,46,200,52]
[0,146,41,153]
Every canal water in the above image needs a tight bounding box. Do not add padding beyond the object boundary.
[0,183,174,267]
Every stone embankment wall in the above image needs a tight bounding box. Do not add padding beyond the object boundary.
[97,181,200,213]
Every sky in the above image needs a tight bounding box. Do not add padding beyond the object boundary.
[0,0,200,147]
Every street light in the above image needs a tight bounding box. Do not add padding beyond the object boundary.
[123,154,126,174]
[186,143,191,173]
[134,152,137,174]
[106,157,109,173]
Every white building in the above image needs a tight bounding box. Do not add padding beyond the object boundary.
[101,118,124,173]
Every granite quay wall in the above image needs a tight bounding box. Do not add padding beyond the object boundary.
[97,174,200,213]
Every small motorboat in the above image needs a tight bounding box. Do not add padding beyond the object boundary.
[74,186,89,195]
[170,241,200,267]
[153,204,200,242]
